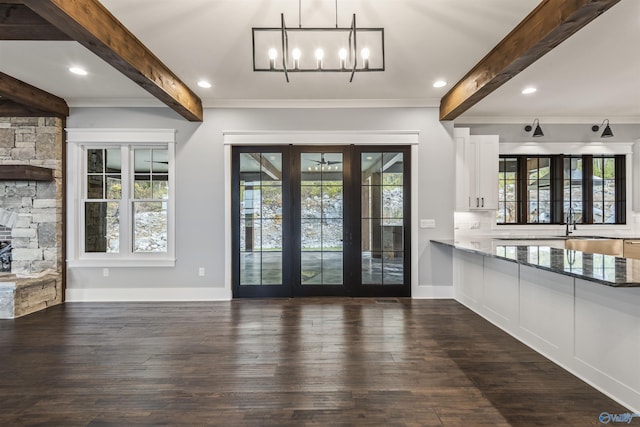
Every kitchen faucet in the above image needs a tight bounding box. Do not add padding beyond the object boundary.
[566,208,577,236]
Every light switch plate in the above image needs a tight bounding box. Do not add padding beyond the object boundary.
[420,219,436,228]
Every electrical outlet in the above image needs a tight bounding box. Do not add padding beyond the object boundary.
[102,268,109,277]
[198,267,205,277]
[470,222,480,229]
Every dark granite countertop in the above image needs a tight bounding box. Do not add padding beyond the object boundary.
[432,238,640,288]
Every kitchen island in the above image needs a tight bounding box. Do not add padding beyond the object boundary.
[434,237,640,287]
[433,238,640,413]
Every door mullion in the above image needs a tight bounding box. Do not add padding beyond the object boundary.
[345,144,358,294]
[290,145,302,296]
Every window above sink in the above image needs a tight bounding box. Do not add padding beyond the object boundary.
[497,154,626,226]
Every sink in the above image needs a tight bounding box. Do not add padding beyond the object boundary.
[564,238,623,257]
[494,236,567,240]
[492,235,625,256]
[494,235,611,241]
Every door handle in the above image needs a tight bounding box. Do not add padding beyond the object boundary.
[481,197,484,207]
[476,197,480,208]
[625,241,640,244]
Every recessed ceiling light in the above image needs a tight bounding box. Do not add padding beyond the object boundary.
[433,80,447,88]
[522,87,537,95]
[69,67,88,76]
[197,80,212,89]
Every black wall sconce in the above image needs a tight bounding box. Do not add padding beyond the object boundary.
[524,118,544,137]
[592,119,614,138]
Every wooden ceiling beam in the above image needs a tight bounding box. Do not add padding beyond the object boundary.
[439,0,622,121]
[0,3,71,40]
[0,98,62,117]
[0,71,69,117]
[22,0,203,122]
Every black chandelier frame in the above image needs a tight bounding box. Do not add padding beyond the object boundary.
[252,13,385,82]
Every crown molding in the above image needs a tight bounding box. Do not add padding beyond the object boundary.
[455,116,640,125]
[67,97,441,109]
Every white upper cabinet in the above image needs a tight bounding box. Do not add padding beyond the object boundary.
[468,134,499,210]
[454,128,470,211]
[454,128,499,211]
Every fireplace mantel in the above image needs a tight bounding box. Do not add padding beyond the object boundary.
[0,165,53,181]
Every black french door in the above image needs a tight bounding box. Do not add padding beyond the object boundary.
[232,145,410,298]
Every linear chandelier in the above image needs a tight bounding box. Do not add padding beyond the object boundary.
[252,1,384,82]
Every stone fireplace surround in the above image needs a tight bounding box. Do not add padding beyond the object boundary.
[0,117,64,319]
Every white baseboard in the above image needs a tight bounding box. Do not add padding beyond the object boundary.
[412,285,454,299]
[65,286,232,302]
[66,285,452,301]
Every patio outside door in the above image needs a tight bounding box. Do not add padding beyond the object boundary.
[232,145,410,298]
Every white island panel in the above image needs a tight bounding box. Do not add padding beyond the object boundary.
[482,257,519,331]
[574,279,640,410]
[518,265,574,363]
[453,249,484,310]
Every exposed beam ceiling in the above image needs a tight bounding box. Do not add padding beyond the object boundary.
[21,0,203,122]
[440,0,622,121]
[0,3,71,40]
[0,98,61,117]
[0,71,69,117]
[5,0,202,122]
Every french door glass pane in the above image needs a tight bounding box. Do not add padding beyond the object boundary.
[239,153,283,285]
[301,252,322,284]
[300,152,344,285]
[323,253,343,284]
[361,152,405,285]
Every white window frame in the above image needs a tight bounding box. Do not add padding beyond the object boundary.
[67,129,176,267]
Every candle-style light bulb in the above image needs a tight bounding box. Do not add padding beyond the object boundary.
[338,48,348,69]
[315,48,324,69]
[292,48,301,69]
[361,47,370,69]
[268,48,278,69]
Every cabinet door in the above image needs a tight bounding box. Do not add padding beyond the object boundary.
[454,128,470,211]
[469,135,499,210]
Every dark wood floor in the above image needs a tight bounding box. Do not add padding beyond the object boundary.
[0,298,630,426]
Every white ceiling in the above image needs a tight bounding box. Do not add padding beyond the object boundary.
[0,0,638,123]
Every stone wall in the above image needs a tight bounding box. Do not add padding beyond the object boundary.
[0,117,64,316]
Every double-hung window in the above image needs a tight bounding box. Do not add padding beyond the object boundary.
[497,154,625,225]
[67,129,176,267]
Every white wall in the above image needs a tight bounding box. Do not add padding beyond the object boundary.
[65,106,455,301]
